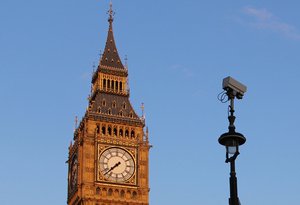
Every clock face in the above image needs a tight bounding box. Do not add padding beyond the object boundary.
[69,155,78,191]
[99,147,135,183]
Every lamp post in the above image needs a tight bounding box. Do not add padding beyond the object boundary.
[218,76,247,205]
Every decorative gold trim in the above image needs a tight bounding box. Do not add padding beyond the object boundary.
[97,145,137,186]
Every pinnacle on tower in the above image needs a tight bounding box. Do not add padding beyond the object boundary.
[99,2,124,69]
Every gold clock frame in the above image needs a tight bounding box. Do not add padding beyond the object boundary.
[97,144,137,186]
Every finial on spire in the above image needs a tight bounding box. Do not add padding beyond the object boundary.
[74,116,78,132]
[69,140,73,150]
[141,102,145,119]
[107,1,115,22]
[145,126,149,142]
[92,62,96,72]
[125,55,128,69]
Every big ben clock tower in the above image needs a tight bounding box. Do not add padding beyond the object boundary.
[67,3,150,205]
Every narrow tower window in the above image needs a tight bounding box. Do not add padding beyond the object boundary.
[120,82,123,92]
[107,79,110,89]
[96,187,100,195]
[120,190,125,198]
[113,127,117,136]
[114,189,119,197]
[131,130,135,138]
[102,126,106,135]
[112,80,115,90]
[108,188,113,196]
[103,79,106,89]
[132,191,137,199]
[108,126,112,136]
[119,129,123,137]
[96,125,100,134]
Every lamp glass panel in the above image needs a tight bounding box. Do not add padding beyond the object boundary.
[227,146,237,155]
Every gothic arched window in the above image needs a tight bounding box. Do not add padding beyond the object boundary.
[107,79,111,89]
[112,101,116,108]
[113,127,117,136]
[102,100,106,106]
[132,191,137,199]
[96,187,100,195]
[120,82,123,92]
[120,190,125,198]
[119,129,123,137]
[108,126,112,136]
[103,79,106,88]
[96,125,100,134]
[108,188,113,196]
[112,80,115,90]
[131,130,135,138]
[102,126,106,135]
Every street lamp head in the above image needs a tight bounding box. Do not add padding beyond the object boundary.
[219,131,246,156]
[219,131,246,147]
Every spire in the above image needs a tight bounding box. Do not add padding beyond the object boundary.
[99,2,125,69]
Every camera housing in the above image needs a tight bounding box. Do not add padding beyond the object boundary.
[222,76,247,99]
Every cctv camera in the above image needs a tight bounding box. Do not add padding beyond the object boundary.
[222,76,247,99]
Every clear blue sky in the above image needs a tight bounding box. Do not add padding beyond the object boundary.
[1,0,300,204]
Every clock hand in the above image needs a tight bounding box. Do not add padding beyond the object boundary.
[104,161,121,175]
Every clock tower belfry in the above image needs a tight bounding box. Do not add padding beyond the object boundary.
[67,3,150,205]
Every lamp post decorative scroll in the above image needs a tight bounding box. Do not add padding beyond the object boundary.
[218,76,247,205]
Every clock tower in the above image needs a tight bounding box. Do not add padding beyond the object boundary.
[67,4,150,205]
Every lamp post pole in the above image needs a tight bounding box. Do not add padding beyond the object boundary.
[218,76,247,205]
[229,155,239,205]
[224,99,241,205]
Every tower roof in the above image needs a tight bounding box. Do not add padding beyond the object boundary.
[99,3,125,69]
